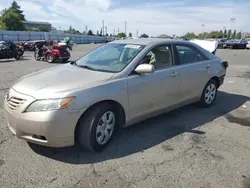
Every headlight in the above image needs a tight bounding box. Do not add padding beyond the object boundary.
[25,97,75,112]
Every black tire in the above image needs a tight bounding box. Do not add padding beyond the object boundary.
[47,54,55,63]
[14,53,21,60]
[199,79,218,108]
[77,103,117,152]
[62,58,69,63]
[34,51,41,61]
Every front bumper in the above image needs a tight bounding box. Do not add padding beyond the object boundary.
[4,88,82,147]
[219,74,226,87]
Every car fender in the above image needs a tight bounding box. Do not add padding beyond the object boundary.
[60,78,130,122]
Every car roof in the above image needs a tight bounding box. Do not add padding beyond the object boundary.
[110,38,190,46]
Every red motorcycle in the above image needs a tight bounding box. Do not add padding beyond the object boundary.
[34,42,70,63]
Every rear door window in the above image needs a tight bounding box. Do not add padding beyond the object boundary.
[175,45,208,65]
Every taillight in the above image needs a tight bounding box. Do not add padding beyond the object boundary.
[221,61,228,69]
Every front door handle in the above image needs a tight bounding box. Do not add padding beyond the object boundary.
[205,64,211,69]
[170,72,179,77]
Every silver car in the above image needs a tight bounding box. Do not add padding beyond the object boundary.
[4,39,228,152]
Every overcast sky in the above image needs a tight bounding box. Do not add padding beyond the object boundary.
[0,0,249,36]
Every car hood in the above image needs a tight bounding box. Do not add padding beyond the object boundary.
[12,63,115,99]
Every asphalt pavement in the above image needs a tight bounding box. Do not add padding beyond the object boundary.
[0,45,250,188]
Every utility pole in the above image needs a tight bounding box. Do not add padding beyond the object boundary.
[113,29,115,36]
[118,28,119,34]
[85,26,88,34]
[102,20,105,36]
[137,30,139,38]
[125,21,127,36]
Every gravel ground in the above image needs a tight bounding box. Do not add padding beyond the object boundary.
[0,45,250,188]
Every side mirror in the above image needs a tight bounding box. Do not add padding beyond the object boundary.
[134,64,155,74]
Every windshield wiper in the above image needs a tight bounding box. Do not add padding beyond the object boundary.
[77,65,98,71]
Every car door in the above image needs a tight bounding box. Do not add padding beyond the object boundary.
[127,44,181,120]
[173,44,210,102]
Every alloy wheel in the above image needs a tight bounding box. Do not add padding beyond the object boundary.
[205,83,216,104]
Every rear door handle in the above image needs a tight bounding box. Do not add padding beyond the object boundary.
[205,64,210,69]
[170,72,179,77]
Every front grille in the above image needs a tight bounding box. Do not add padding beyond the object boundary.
[6,96,26,110]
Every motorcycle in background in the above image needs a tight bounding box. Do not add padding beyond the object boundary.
[58,37,73,51]
[0,41,24,60]
[34,42,71,63]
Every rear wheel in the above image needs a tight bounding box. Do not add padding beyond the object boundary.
[77,103,117,152]
[47,54,55,63]
[14,52,21,60]
[199,79,218,108]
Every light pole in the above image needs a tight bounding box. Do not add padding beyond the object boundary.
[201,24,205,39]
[230,18,235,38]
[105,26,107,36]
[240,25,243,39]
[102,20,105,36]
[223,26,226,38]
[125,21,127,36]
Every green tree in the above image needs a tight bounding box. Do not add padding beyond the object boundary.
[208,31,223,38]
[38,27,49,32]
[219,30,223,38]
[10,1,25,21]
[117,32,126,38]
[236,32,242,39]
[74,30,81,34]
[0,20,6,30]
[232,30,237,39]
[223,29,227,38]
[140,33,149,38]
[198,33,203,39]
[184,32,197,39]
[88,30,93,35]
[227,29,232,38]
[129,32,132,37]
[0,9,25,30]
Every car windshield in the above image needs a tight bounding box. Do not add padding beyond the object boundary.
[74,43,144,73]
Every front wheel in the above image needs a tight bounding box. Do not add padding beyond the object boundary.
[47,54,55,63]
[199,79,218,108]
[34,51,41,61]
[77,103,117,152]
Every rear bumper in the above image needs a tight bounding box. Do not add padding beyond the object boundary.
[59,56,70,59]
